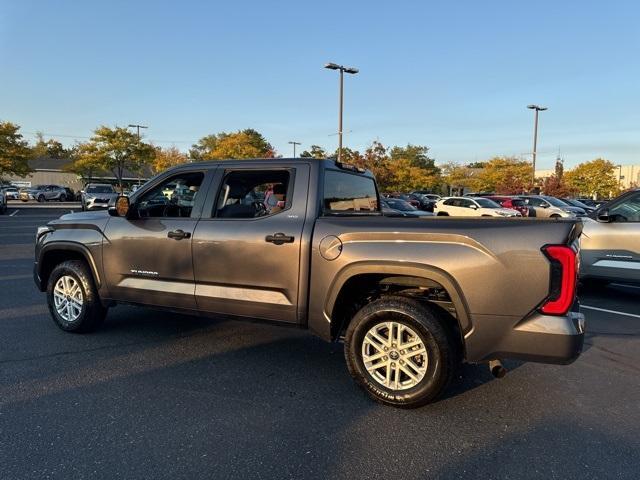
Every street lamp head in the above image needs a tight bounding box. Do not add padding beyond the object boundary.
[527,104,547,111]
[343,67,359,74]
[324,63,340,70]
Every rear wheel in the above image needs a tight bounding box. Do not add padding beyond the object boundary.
[46,260,107,332]
[436,212,449,216]
[59,193,66,202]
[344,296,459,408]
[37,194,45,203]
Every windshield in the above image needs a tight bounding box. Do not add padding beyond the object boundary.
[545,196,570,207]
[87,186,115,193]
[386,199,416,211]
[475,198,501,208]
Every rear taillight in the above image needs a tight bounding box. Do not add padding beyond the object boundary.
[540,245,578,315]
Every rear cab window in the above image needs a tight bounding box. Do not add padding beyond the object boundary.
[323,170,379,214]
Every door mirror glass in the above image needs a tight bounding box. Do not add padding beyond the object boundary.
[109,196,130,217]
[596,208,610,223]
[469,204,478,209]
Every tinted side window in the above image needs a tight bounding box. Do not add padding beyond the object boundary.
[443,198,455,206]
[137,171,204,218]
[609,192,640,222]
[323,170,378,212]
[214,169,291,219]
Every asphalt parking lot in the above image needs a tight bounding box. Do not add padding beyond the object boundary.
[1,208,638,480]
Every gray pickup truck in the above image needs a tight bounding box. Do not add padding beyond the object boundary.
[34,159,585,408]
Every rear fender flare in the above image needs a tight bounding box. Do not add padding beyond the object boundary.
[324,261,472,335]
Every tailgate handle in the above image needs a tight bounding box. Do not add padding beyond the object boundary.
[168,229,191,240]
[265,232,294,245]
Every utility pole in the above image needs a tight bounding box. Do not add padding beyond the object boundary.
[527,105,547,186]
[324,63,358,162]
[127,124,148,140]
[288,141,301,158]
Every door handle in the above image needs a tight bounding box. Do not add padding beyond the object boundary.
[265,232,294,245]
[168,229,191,240]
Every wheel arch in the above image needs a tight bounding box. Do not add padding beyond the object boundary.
[37,242,101,292]
[325,261,471,347]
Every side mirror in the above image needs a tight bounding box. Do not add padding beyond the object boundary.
[541,203,549,208]
[109,195,130,217]
[596,208,610,223]
[469,204,478,210]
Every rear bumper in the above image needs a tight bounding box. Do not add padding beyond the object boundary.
[466,306,585,365]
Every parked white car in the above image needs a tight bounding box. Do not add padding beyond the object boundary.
[435,197,522,217]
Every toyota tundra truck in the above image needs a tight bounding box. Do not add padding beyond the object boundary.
[33,159,585,408]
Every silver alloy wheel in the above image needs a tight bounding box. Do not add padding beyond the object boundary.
[361,321,428,391]
[53,275,84,323]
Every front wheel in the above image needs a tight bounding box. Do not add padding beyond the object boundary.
[46,260,107,332]
[59,194,66,202]
[37,194,45,203]
[344,296,459,408]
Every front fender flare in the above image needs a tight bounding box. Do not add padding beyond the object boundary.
[36,241,102,291]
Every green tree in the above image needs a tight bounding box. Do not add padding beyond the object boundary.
[152,146,189,174]
[190,129,274,160]
[32,132,69,159]
[75,126,155,190]
[389,144,439,176]
[63,144,104,181]
[564,158,619,198]
[441,162,476,194]
[0,121,32,177]
[299,145,327,159]
[472,156,532,194]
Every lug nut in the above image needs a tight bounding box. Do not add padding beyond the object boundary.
[384,347,389,351]
[400,360,404,365]
[400,349,405,354]
[383,356,388,360]
[392,343,397,348]
[391,362,395,367]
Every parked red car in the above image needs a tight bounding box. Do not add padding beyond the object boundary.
[486,196,531,217]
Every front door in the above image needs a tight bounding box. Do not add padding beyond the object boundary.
[192,165,309,323]
[102,169,208,310]
[582,191,640,283]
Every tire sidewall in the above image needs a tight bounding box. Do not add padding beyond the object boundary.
[346,299,453,407]
[47,263,90,332]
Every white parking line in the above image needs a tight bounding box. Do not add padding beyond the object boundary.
[9,210,18,216]
[581,305,640,319]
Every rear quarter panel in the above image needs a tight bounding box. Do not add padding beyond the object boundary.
[309,216,576,342]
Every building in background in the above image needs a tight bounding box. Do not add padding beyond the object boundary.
[4,157,152,191]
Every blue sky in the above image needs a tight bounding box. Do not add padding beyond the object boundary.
[1,0,638,169]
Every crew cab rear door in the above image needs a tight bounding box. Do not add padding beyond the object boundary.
[192,164,310,323]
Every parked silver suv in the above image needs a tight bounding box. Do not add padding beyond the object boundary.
[81,183,118,210]
[520,195,585,218]
[20,185,68,202]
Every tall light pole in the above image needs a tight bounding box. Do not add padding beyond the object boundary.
[325,62,358,162]
[527,105,547,185]
[288,141,301,158]
[128,124,148,140]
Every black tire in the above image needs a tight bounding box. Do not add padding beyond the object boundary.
[550,214,560,218]
[59,193,66,202]
[344,296,459,408]
[46,260,107,333]
[37,194,45,203]
[436,212,449,216]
